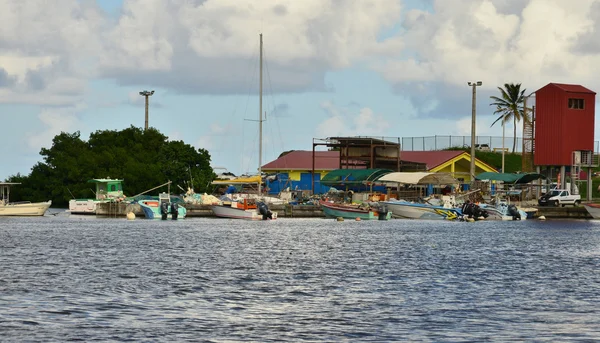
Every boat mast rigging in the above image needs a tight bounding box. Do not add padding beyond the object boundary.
[258,33,263,195]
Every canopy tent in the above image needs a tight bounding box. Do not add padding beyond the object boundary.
[475,172,546,184]
[376,172,458,185]
[211,175,262,185]
[320,169,393,187]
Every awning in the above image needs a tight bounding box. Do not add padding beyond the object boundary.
[475,172,547,184]
[320,169,393,187]
[211,175,262,185]
[377,172,458,185]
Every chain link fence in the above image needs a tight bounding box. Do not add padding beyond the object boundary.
[401,136,524,152]
[401,136,600,155]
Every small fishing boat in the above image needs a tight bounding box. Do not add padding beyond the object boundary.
[211,198,276,220]
[137,193,186,220]
[584,203,600,219]
[478,201,528,220]
[381,200,461,220]
[68,178,125,215]
[320,200,391,220]
[0,182,51,216]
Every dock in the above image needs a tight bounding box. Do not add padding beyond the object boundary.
[96,202,326,218]
[96,202,593,219]
[535,206,592,219]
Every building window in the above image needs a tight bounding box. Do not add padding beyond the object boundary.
[568,98,585,109]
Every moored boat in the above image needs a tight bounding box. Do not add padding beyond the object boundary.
[0,182,51,216]
[382,200,461,220]
[584,203,600,219]
[211,198,276,220]
[320,200,391,220]
[137,193,186,220]
[479,202,528,220]
[68,178,125,215]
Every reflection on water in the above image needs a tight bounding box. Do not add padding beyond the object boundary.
[1,216,600,341]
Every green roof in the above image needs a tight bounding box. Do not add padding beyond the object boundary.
[475,172,546,184]
[87,178,123,183]
[321,168,393,187]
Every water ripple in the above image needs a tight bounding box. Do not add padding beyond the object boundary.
[1,216,600,341]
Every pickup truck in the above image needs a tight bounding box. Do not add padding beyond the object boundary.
[538,189,581,207]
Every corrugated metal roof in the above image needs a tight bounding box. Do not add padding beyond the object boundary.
[543,83,596,94]
[262,150,492,171]
[261,151,341,170]
[399,151,465,169]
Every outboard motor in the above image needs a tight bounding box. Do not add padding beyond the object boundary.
[160,201,169,220]
[461,201,473,219]
[257,201,273,220]
[507,204,521,220]
[170,203,179,220]
[378,205,388,220]
[472,204,489,220]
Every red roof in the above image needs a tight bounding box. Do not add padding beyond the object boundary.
[542,83,596,94]
[262,150,484,171]
[262,151,341,170]
[399,150,465,169]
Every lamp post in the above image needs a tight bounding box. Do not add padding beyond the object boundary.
[502,119,505,173]
[139,90,155,130]
[468,81,482,186]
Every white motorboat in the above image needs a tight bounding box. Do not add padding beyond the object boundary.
[211,198,276,221]
[0,182,51,216]
[479,201,528,220]
[68,178,125,215]
[382,200,461,220]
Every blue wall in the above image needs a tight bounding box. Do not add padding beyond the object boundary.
[266,172,330,195]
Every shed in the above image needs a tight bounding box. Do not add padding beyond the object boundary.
[534,83,596,166]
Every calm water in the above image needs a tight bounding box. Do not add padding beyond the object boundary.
[1,215,600,342]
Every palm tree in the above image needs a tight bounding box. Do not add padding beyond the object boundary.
[490,83,528,153]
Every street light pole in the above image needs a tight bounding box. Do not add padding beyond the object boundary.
[139,90,155,130]
[468,81,482,186]
[502,120,505,173]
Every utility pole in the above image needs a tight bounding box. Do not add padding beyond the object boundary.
[139,90,155,130]
[468,81,482,187]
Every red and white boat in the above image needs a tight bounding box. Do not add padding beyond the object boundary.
[211,198,277,220]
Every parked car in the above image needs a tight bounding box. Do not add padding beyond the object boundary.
[541,183,578,195]
[538,189,581,207]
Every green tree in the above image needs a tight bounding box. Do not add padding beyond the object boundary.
[489,83,528,153]
[6,126,214,207]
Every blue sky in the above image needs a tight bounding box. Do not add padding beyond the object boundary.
[2,0,600,179]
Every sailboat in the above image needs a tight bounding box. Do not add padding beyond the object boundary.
[210,33,277,220]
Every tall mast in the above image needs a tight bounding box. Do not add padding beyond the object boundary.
[258,33,263,195]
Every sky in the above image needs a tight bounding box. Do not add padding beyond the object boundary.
[3,0,600,179]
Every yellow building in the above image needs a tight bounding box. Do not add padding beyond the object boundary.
[261,150,496,194]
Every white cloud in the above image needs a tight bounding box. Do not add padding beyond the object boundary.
[196,122,231,151]
[99,0,404,93]
[0,0,105,105]
[25,105,85,151]
[316,101,390,137]
[376,0,600,90]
